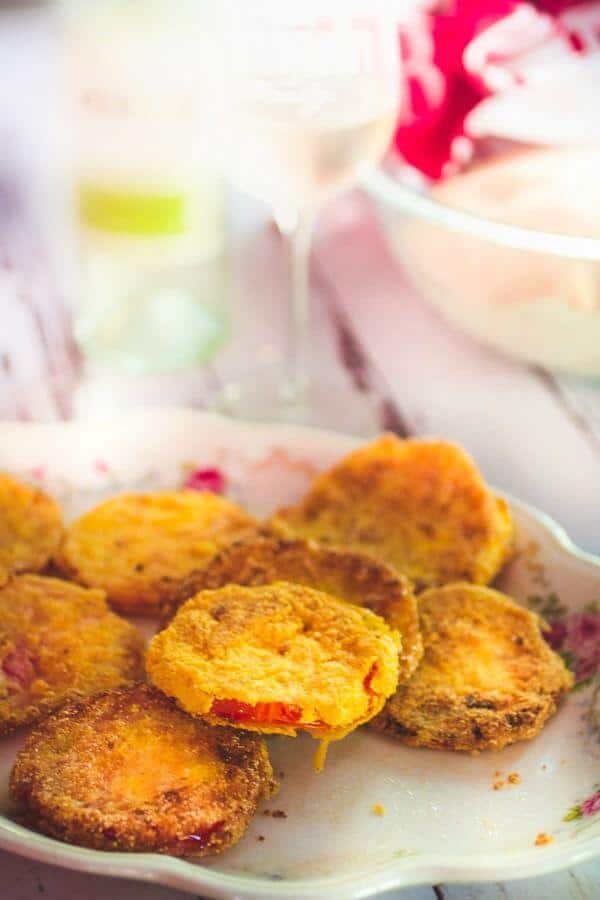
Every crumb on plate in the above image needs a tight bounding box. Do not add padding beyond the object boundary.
[372,803,385,816]
[534,832,554,847]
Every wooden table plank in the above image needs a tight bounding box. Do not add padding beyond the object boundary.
[1,848,598,899]
[0,848,435,900]
[438,863,600,900]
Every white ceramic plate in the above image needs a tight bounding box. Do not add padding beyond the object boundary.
[0,410,598,899]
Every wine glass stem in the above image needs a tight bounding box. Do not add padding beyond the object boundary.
[280,210,313,405]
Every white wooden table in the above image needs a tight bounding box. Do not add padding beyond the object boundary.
[0,7,599,900]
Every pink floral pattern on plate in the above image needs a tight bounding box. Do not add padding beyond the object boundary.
[564,786,600,822]
[527,591,599,832]
[528,593,600,690]
[182,466,226,495]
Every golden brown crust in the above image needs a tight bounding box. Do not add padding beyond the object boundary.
[164,536,422,684]
[0,473,63,584]
[269,435,514,589]
[147,581,400,739]
[54,491,258,615]
[10,684,276,855]
[370,583,573,751]
[0,575,144,734]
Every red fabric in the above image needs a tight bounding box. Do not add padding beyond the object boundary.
[393,0,594,179]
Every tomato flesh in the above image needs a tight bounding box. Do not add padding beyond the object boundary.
[363,663,378,693]
[210,667,378,730]
[210,699,325,729]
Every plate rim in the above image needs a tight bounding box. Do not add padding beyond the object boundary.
[0,410,597,897]
[0,814,599,899]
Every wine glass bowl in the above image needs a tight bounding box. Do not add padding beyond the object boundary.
[203,4,400,424]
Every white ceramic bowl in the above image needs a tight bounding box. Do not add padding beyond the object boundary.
[366,149,600,376]
[0,410,598,898]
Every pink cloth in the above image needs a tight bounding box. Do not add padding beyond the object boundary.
[394,1,600,179]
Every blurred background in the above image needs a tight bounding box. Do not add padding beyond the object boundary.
[1,0,600,549]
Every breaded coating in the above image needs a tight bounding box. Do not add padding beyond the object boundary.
[147,582,400,740]
[164,536,422,683]
[54,491,258,615]
[0,473,63,585]
[370,583,573,752]
[269,435,514,589]
[10,684,276,855]
[0,575,144,734]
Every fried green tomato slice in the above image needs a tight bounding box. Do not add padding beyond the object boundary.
[54,491,258,615]
[0,473,63,585]
[10,684,276,855]
[0,575,143,735]
[370,583,573,752]
[269,435,514,589]
[147,582,400,740]
[163,536,422,684]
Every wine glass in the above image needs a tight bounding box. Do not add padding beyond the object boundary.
[204,3,400,429]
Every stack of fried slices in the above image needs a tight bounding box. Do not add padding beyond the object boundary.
[1,437,572,856]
